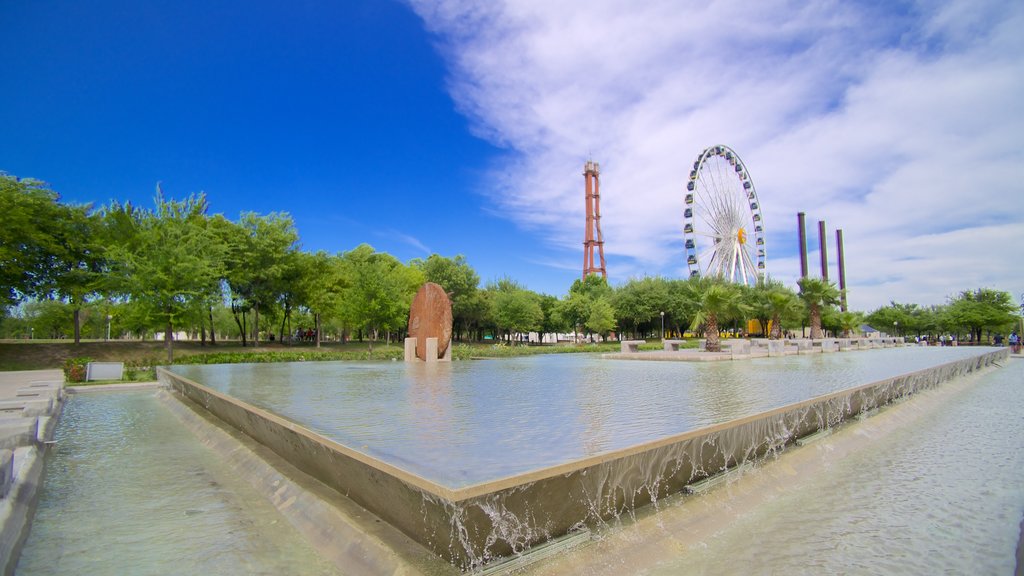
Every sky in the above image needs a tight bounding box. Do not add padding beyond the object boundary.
[2,0,1022,312]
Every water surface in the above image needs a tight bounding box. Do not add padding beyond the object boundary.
[16,390,342,576]
[170,347,994,487]
[646,356,1024,575]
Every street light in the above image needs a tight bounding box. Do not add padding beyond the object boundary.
[893,320,898,337]
[106,315,112,341]
[30,327,34,340]
[660,311,665,341]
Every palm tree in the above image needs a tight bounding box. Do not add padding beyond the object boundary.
[837,310,863,338]
[749,278,802,339]
[767,287,802,339]
[684,277,747,352]
[797,277,841,339]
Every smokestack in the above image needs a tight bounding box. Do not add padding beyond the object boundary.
[818,220,828,281]
[797,212,808,278]
[836,229,848,312]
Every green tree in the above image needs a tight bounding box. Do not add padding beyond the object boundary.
[555,291,590,342]
[339,244,424,351]
[797,277,841,339]
[489,281,543,344]
[221,212,299,346]
[748,279,802,339]
[612,276,670,338]
[38,204,107,344]
[105,190,225,362]
[944,288,1018,342]
[836,310,864,338]
[293,251,346,347]
[684,277,747,352]
[586,297,617,339]
[0,174,63,307]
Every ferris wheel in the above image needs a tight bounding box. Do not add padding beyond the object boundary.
[683,145,766,285]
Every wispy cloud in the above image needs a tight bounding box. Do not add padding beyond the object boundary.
[408,0,1024,310]
[382,228,433,256]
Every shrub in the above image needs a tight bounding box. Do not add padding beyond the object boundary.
[63,357,92,383]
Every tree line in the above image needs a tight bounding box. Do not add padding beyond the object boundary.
[2,173,1020,361]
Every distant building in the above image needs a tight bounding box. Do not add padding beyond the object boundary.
[860,324,879,338]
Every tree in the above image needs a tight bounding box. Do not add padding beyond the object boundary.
[0,174,64,307]
[585,297,616,339]
[612,277,670,338]
[836,310,864,338]
[105,190,225,362]
[38,204,107,344]
[221,212,299,346]
[339,244,424,351]
[944,288,1018,342]
[293,251,346,347]
[748,280,802,339]
[684,277,747,352]
[797,277,841,339]
[489,280,543,344]
[555,292,590,342]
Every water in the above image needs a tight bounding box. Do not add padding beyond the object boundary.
[16,390,343,576]
[589,358,1024,575]
[170,347,994,488]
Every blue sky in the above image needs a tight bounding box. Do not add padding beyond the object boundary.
[3,1,1022,310]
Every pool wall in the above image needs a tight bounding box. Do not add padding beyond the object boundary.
[157,348,1007,569]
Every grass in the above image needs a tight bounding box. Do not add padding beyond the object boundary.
[0,338,685,375]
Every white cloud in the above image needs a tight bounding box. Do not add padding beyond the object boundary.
[408,0,1024,310]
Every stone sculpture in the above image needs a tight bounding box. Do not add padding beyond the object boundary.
[406,282,453,361]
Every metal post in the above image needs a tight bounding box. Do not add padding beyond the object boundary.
[660,311,665,340]
[818,220,828,281]
[797,212,808,278]
[836,229,847,312]
[106,315,112,341]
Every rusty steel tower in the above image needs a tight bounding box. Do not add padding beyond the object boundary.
[582,160,607,280]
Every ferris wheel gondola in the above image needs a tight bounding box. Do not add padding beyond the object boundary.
[683,145,766,285]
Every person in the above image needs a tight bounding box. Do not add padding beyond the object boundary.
[1010,331,1020,353]
[994,334,1003,346]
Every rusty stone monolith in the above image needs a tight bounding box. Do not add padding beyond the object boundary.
[408,282,453,360]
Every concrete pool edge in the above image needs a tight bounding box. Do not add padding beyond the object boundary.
[155,388,456,576]
[157,349,1008,569]
[0,369,65,576]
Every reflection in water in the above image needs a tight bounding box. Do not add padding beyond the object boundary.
[17,391,342,576]
[170,347,996,488]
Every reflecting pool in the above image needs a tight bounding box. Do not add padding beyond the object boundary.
[170,347,994,487]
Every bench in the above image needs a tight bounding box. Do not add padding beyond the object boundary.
[663,339,685,352]
[620,340,646,353]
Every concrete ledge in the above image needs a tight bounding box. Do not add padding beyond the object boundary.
[0,450,11,499]
[0,419,38,451]
[0,447,45,576]
[156,389,453,576]
[66,382,161,393]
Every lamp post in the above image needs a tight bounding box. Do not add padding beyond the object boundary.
[30,327,34,340]
[106,315,112,341]
[660,311,665,341]
[893,321,898,337]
